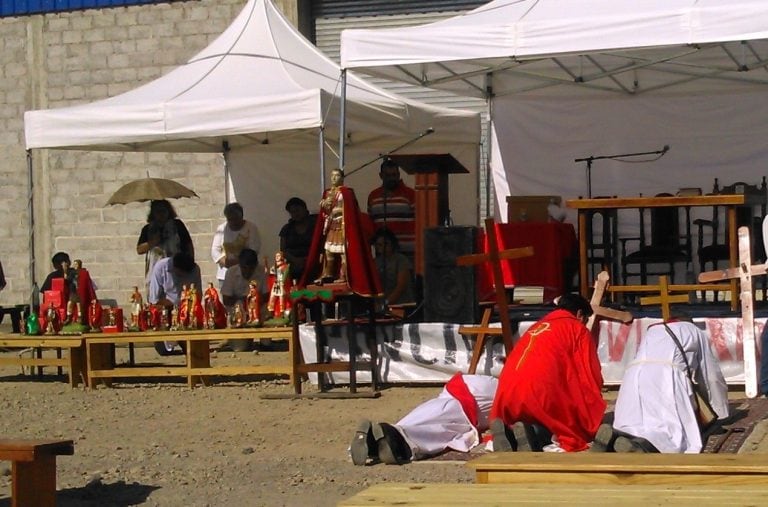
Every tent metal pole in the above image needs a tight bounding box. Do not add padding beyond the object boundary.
[339,69,347,171]
[319,126,326,193]
[484,73,494,221]
[223,141,231,203]
[26,149,39,310]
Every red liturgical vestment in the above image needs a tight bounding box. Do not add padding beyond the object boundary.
[491,309,605,452]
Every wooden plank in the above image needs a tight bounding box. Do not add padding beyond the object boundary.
[738,226,759,398]
[88,367,191,378]
[469,453,768,485]
[566,194,747,209]
[0,358,69,367]
[186,366,292,376]
[339,483,768,506]
[0,439,74,461]
[0,338,82,348]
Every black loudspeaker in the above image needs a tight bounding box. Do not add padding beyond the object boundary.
[423,226,479,324]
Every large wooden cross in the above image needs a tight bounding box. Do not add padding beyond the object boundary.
[457,217,534,374]
[699,226,763,398]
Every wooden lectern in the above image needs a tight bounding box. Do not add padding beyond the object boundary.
[388,154,469,275]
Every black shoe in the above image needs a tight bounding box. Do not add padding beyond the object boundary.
[512,422,542,452]
[350,419,376,466]
[373,422,412,465]
[490,418,516,452]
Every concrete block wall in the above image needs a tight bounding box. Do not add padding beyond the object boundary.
[0,0,300,311]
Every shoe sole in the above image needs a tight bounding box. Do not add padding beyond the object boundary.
[613,436,645,453]
[590,423,614,452]
[373,423,409,465]
[350,419,373,466]
[512,422,534,452]
[490,419,515,452]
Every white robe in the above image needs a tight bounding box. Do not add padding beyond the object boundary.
[614,321,729,453]
[396,374,498,459]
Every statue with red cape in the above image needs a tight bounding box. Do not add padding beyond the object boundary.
[299,168,381,298]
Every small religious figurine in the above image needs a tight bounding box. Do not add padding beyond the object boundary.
[317,168,347,284]
[178,284,189,329]
[25,312,40,335]
[188,283,203,329]
[64,259,83,324]
[45,301,60,335]
[230,301,245,328]
[169,307,179,331]
[267,251,292,319]
[107,307,116,327]
[129,286,143,328]
[148,304,162,331]
[88,298,103,332]
[246,280,262,326]
[203,282,227,329]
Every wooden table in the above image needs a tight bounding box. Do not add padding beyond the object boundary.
[85,327,292,388]
[567,195,752,307]
[0,334,87,387]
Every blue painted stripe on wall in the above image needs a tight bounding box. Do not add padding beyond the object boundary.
[1,0,171,16]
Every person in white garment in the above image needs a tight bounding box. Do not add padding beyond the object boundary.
[608,317,729,453]
[350,374,498,465]
[211,202,261,288]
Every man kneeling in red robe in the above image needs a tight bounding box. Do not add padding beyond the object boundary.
[490,293,605,453]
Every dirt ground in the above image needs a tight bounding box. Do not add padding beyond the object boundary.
[0,329,766,507]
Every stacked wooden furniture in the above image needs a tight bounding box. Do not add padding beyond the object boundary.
[0,438,74,507]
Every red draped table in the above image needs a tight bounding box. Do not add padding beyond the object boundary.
[479,222,578,302]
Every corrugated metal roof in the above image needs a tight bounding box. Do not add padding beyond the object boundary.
[0,0,172,18]
[313,0,487,18]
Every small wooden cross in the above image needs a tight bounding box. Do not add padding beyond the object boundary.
[457,217,534,374]
[639,275,690,322]
[586,271,633,332]
[698,226,762,398]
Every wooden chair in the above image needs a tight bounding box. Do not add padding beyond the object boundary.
[695,178,767,274]
[620,193,693,286]
[584,197,618,283]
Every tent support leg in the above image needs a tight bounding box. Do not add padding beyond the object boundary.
[339,69,347,171]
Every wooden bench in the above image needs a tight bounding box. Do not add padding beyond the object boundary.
[338,482,768,506]
[0,335,87,387]
[0,439,74,507]
[468,452,768,485]
[85,327,292,388]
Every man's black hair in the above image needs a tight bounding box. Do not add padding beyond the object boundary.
[223,202,244,217]
[555,293,593,318]
[285,197,307,211]
[172,252,196,273]
[380,157,399,172]
[238,248,259,267]
[51,251,70,268]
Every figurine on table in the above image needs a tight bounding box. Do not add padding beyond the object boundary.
[230,301,245,328]
[25,313,40,335]
[45,302,60,335]
[246,280,262,326]
[267,251,292,319]
[88,298,103,332]
[129,286,143,328]
[64,259,82,324]
[203,282,227,329]
[178,284,189,329]
[188,282,204,330]
[300,168,381,298]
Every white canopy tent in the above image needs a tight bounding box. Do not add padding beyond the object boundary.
[341,0,768,224]
[24,0,481,259]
